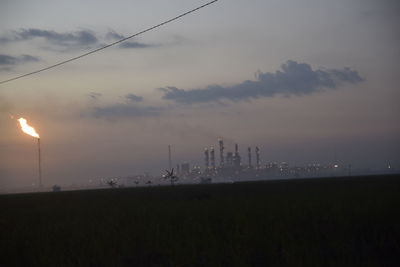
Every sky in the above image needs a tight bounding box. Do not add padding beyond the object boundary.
[0,0,399,189]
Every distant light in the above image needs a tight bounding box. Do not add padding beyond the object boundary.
[334,164,339,168]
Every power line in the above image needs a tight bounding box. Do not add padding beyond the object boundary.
[0,0,219,85]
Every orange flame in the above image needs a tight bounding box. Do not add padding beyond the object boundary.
[18,118,40,138]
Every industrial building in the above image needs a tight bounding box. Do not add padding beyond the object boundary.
[167,138,367,185]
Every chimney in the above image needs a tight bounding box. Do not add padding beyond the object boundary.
[248,147,252,168]
[210,146,215,169]
[256,146,260,169]
[204,148,209,170]
[219,138,224,167]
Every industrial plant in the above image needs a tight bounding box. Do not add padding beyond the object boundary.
[171,138,348,184]
[106,138,393,188]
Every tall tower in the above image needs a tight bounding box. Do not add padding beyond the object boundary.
[248,147,252,168]
[204,148,209,170]
[210,146,216,169]
[219,138,224,167]
[255,146,260,169]
[233,143,241,168]
[226,152,233,166]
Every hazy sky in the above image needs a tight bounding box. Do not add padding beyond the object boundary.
[0,0,399,189]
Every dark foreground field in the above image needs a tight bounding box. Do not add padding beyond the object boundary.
[1,175,400,266]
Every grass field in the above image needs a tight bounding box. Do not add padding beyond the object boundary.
[1,174,400,266]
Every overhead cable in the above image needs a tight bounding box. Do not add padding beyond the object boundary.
[0,0,219,85]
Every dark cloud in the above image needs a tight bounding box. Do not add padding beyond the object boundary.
[0,28,98,47]
[125,93,144,102]
[160,60,365,104]
[0,54,39,66]
[0,28,156,50]
[91,104,161,119]
[20,55,39,62]
[106,30,154,48]
[105,31,125,40]
[0,55,18,65]
[119,42,153,49]
[87,93,149,119]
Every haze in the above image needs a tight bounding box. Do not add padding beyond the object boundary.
[0,0,399,190]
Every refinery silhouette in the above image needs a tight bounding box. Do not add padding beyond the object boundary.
[94,138,396,189]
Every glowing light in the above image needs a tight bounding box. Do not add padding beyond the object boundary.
[334,164,339,168]
[18,118,40,138]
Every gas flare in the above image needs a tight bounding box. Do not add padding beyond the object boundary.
[18,118,40,138]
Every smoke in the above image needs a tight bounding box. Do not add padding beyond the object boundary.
[159,60,364,104]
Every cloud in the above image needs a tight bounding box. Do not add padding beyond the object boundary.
[0,28,156,50]
[125,93,144,102]
[106,30,154,48]
[0,55,19,65]
[119,42,154,49]
[159,60,365,104]
[105,31,125,40]
[0,54,40,66]
[91,103,161,119]
[85,93,152,119]
[87,92,102,100]
[0,28,98,47]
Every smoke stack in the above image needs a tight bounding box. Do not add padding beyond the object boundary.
[256,146,260,169]
[204,148,209,170]
[219,138,224,167]
[248,147,252,168]
[210,146,215,169]
[234,143,241,168]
